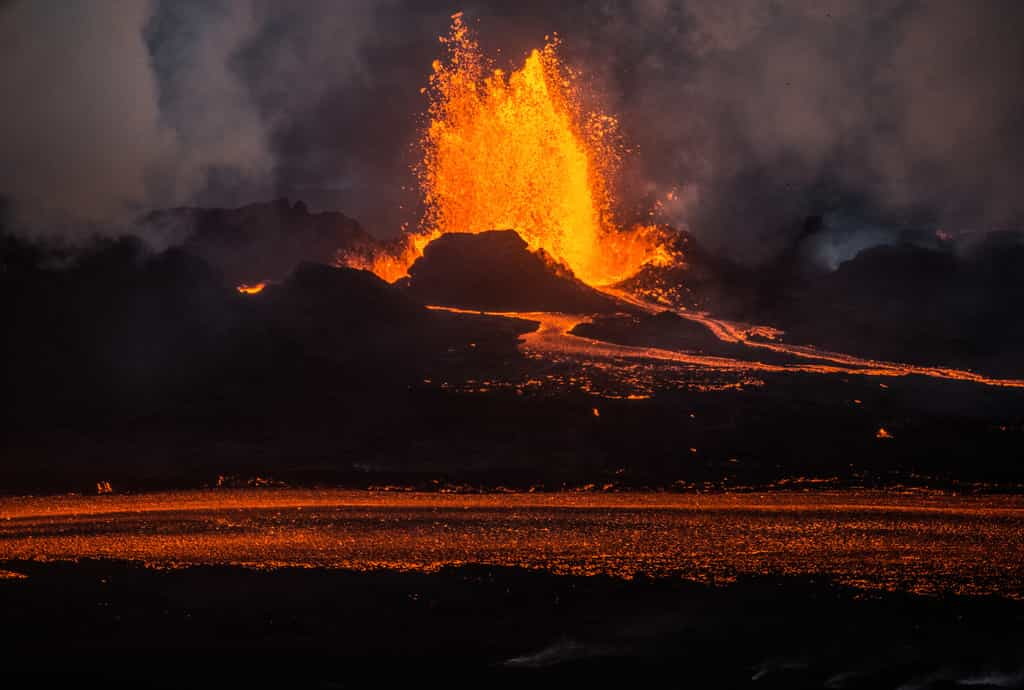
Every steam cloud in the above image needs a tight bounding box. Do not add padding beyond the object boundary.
[1,0,1022,262]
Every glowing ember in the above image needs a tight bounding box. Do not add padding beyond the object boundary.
[236,282,267,295]
[348,13,671,285]
[876,428,894,439]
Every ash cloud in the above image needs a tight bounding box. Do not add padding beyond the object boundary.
[2,1,1023,262]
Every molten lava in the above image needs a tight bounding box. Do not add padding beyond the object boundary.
[349,13,670,285]
[236,282,267,295]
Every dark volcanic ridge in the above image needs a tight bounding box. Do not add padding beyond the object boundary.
[614,226,757,314]
[139,202,625,315]
[615,221,1024,377]
[139,198,374,286]
[6,198,1024,379]
[103,199,1024,376]
[0,232,533,422]
[780,237,1024,377]
[402,229,621,314]
[4,200,1024,493]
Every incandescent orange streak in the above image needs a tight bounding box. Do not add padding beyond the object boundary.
[337,18,1024,394]
[2,489,1024,597]
[344,13,670,284]
[426,302,1024,390]
[236,282,267,295]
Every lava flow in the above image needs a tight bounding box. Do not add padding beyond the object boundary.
[344,13,670,284]
[429,302,1024,395]
[2,489,1023,598]
[343,14,1024,396]
[235,282,267,295]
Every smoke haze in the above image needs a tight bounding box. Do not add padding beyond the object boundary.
[1,0,1022,261]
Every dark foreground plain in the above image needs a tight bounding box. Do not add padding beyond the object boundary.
[2,489,1023,688]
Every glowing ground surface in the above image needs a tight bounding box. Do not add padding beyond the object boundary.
[2,489,1022,598]
[427,301,1024,399]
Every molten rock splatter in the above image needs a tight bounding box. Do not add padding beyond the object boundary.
[347,13,671,286]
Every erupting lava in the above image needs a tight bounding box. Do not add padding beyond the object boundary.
[347,13,670,285]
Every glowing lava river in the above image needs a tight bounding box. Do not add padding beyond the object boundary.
[1,489,1022,598]
[343,14,1024,396]
[428,293,1024,399]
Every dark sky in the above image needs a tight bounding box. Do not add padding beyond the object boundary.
[2,0,1023,262]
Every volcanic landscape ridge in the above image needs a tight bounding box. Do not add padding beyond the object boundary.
[4,199,1024,495]
[8,7,1024,686]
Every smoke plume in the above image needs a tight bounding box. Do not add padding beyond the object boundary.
[1,1,1022,262]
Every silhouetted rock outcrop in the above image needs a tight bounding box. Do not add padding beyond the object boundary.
[571,311,732,356]
[139,198,374,285]
[614,221,1024,376]
[777,238,1024,375]
[613,227,759,315]
[0,235,534,427]
[404,230,619,313]
[275,262,426,324]
[4,208,1024,492]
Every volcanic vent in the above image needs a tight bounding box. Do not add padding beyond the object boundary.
[343,13,673,288]
[402,229,618,313]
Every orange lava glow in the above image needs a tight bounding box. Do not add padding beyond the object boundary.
[426,300,1024,396]
[343,230,442,284]
[2,489,1024,597]
[348,13,670,285]
[236,282,267,295]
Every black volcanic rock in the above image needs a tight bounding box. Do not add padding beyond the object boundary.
[611,221,1024,376]
[244,262,439,368]
[0,236,236,415]
[404,230,619,313]
[248,262,538,377]
[572,311,731,355]
[6,228,1024,493]
[776,240,1024,375]
[613,226,759,316]
[139,198,374,286]
[569,310,815,366]
[1,233,534,429]
[273,261,426,324]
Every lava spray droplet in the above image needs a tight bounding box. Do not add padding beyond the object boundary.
[346,14,671,285]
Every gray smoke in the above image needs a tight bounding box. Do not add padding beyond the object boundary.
[0,0,382,237]
[552,0,1024,261]
[1,0,1022,263]
[0,1,173,233]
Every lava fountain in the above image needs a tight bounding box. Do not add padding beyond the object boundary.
[346,13,671,285]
